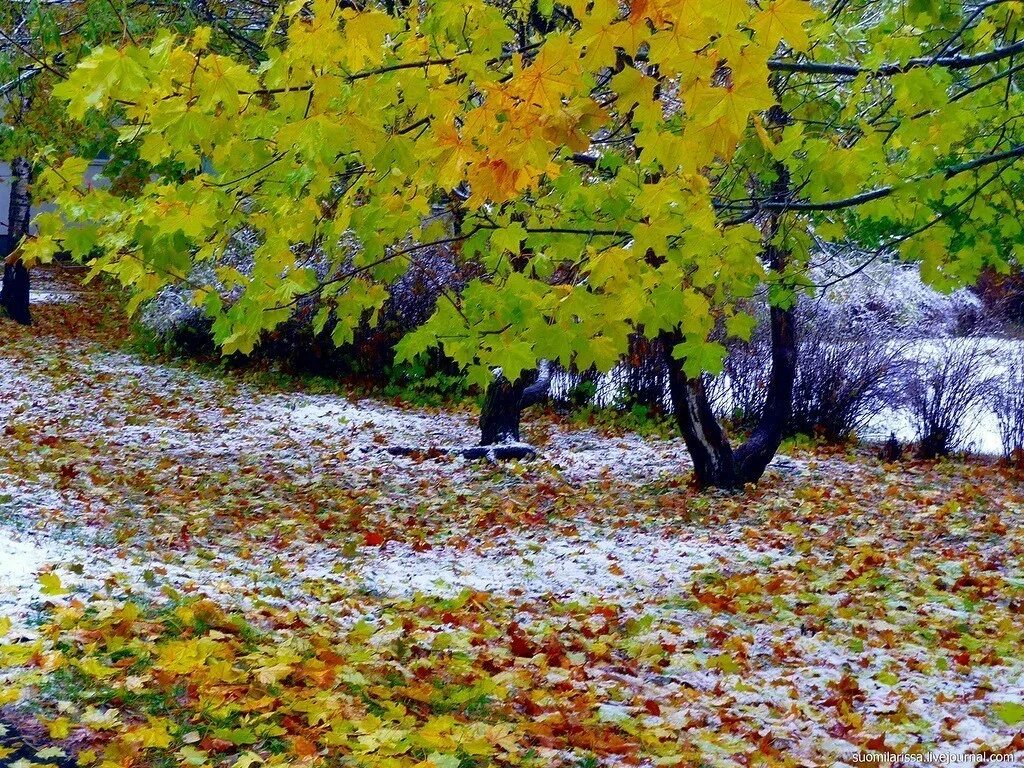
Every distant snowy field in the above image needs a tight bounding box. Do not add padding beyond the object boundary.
[552,262,1015,455]
[862,337,1012,455]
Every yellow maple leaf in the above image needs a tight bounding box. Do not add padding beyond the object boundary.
[750,0,818,52]
[256,663,293,685]
[576,0,621,69]
[610,68,656,114]
[39,572,69,596]
[77,657,118,679]
[46,717,72,739]
[510,34,581,111]
[341,10,402,69]
[431,123,474,189]
[648,21,715,73]
[691,76,774,135]
[125,718,173,749]
[710,0,755,34]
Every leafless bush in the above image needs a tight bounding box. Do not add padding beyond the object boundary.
[992,348,1024,462]
[702,310,771,429]
[549,362,601,408]
[617,335,670,413]
[720,328,771,429]
[789,301,912,441]
[905,338,998,459]
[703,371,732,422]
[709,299,909,441]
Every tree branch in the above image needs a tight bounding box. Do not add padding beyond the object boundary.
[769,38,1024,78]
[746,143,1024,213]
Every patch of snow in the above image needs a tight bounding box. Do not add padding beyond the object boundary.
[328,530,782,602]
[30,290,81,304]
[0,531,56,633]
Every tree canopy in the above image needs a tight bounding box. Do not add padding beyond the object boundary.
[23,0,1024,388]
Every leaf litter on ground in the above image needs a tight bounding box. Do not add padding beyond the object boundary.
[0,283,1022,768]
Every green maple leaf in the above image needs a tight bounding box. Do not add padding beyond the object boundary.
[490,223,527,254]
[672,338,727,378]
[993,702,1024,726]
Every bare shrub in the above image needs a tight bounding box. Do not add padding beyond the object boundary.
[703,370,732,423]
[715,317,771,429]
[992,348,1024,462]
[905,338,998,459]
[617,335,670,413]
[142,215,475,381]
[789,301,912,442]
[708,299,908,442]
[549,362,600,409]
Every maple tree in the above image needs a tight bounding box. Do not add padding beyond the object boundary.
[21,0,1024,487]
[0,0,280,324]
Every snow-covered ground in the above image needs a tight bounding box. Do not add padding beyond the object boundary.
[4,262,1024,764]
[3,330,1023,763]
[321,529,784,602]
[0,344,806,630]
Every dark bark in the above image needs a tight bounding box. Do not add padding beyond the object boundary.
[478,364,551,445]
[386,443,536,460]
[662,300,797,490]
[480,375,527,444]
[1,156,32,325]
[662,159,797,490]
[733,297,797,482]
[661,342,738,487]
[880,432,904,462]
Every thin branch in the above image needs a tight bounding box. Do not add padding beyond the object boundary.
[746,143,1024,213]
[0,66,40,98]
[769,38,1024,77]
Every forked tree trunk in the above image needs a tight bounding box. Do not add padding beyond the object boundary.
[662,155,797,490]
[733,299,797,480]
[1,156,32,325]
[479,363,551,445]
[661,301,797,490]
[662,350,737,487]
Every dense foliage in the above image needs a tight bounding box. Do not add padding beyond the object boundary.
[24,0,1024,389]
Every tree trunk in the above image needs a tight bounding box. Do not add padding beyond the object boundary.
[479,363,551,445]
[662,301,797,490]
[1,156,32,325]
[662,158,797,490]
[480,375,527,444]
[662,344,738,487]
[733,298,797,481]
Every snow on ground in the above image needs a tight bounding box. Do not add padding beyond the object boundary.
[0,339,820,639]
[29,290,81,304]
[28,268,86,305]
[317,528,786,602]
[0,334,1005,626]
[0,346,699,630]
[0,480,262,636]
[6,348,716,487]
[0,529,59,634]
[3,290,1024,763]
